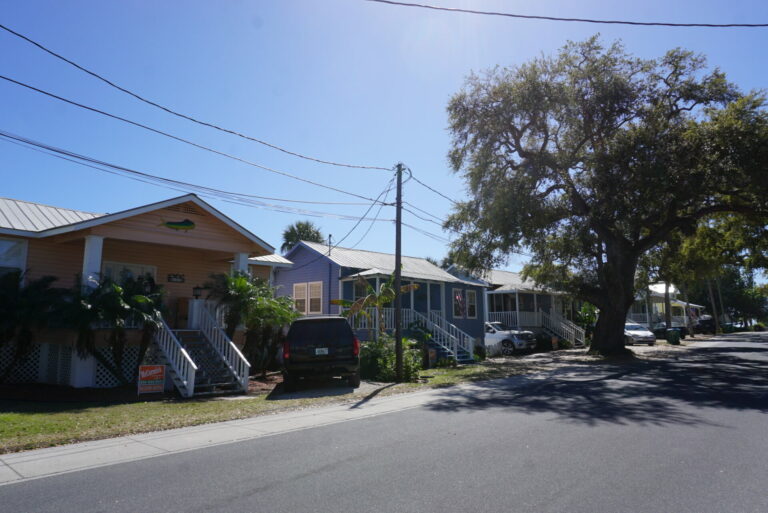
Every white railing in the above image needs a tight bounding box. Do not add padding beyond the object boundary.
[628,313,650,326]
[350,307,473,363]
[428,311,475,360]
[489,311,518,328]
[198,304,250,392]
[541,309,586,347]
[153,319,197,398]
[519,311,541,327]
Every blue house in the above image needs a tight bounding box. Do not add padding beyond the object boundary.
[274,241,487,362]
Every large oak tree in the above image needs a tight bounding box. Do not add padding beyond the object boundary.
[445,37,768,355]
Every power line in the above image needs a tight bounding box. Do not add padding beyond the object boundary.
[350,176,396,248]
[283,178,398,272]
[0,74,386,203]
[0,23,391,172]
[403,201,444,222]
[0,130,394,221]
[401,221,451,243]
[366,0,768,28]
[409,173,459,204]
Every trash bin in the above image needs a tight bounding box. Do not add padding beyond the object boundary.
[667,329,681,345]
[551,336,559,350]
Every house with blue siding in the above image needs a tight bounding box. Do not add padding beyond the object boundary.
[274,241,487,362]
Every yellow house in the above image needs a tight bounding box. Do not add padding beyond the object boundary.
[0,194,290,396]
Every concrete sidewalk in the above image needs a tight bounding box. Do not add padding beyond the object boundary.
[0,377,533,487]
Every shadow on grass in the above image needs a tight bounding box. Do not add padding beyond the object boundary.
[424,342,768,428]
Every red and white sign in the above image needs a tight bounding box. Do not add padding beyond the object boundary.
[138,365,165,394]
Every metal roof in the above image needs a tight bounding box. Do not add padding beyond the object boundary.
[0,197,103,233]
[483,269,542,293]
[299,240,477,285]
[249,254,293,267]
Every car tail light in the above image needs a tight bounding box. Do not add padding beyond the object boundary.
[283,340,290,361]
[352,336,360,357]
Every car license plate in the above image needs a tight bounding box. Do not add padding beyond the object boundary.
[315,347,328,355]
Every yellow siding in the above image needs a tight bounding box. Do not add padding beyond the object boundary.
[26,237,84,289]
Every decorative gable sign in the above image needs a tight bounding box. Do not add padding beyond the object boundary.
[161,219,196,231]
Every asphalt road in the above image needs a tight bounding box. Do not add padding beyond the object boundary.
[3,333,768,513]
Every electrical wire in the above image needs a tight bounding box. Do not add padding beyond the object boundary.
[0,23,391,171]
[403,201,444,222]
[0,74,386,203]
[349,176,396,248]
[366,0,768,28]
[0,130,394,221]
[409,173,459,204]
[282,178,398,272]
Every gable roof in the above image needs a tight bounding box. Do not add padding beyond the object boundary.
[293,240,479,285]
[0,194,275,252]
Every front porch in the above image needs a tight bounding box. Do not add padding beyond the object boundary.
[487,291,585,346]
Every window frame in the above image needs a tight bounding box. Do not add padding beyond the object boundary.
[293,282,308,314]
[466,289,478,319]
[452,287,465,319]
[102,261,157,283]
[308,281,323,315]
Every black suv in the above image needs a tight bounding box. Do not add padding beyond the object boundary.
[282,316,361,392]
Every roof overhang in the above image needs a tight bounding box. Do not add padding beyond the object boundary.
[2,194,275,253]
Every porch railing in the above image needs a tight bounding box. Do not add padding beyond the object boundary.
[153,319,197,398]
[198,301,251,392]
[488,311,517,328]
[351,307,474,363]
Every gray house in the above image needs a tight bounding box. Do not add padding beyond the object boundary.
[274,241,487,362]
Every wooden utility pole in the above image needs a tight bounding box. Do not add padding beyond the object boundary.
[394,163,404,382]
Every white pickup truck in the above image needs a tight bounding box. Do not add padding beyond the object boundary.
[484,321,537,356]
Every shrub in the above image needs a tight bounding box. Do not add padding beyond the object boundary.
[473,344,486,361]
[753,323,765,332]
[360,335,422,382]
[556,337,574,350]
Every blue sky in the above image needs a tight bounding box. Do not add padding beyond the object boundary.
[2,0,767,270]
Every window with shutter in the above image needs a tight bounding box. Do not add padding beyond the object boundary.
[466,290,477,319]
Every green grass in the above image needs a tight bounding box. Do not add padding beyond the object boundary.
[0,359,545,454]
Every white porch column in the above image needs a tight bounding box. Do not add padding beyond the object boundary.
[441,282,446,317]
[234,253,250,274]
[533,292,538,324]
[427,283,431,315]
[483,290,489,323]
[81,235,104,288]
[515,290,520,328]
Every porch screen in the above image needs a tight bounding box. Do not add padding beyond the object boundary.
[308,281,323,314]
[0,238,26,276]
[293,283,307,313]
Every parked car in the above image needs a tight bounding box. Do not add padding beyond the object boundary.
[694,315,715,334]
[652,322,688,340]
[624,322,656,346]
[282,316,360,392]
[484,321,536,355]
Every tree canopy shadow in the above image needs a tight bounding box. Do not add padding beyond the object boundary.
[424,343,768,427]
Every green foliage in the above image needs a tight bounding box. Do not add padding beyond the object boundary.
[753,323,765,332]
[444,36,768,355]
[473,344,486,361]
[280,220,323,254]
[208,272,299,376]
[360,335,421,382]
[0,271,62,382]
[534,332,551,352]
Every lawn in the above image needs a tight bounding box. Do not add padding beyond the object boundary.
[0,357,555,454]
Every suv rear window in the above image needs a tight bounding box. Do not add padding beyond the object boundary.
[287,319,354,345]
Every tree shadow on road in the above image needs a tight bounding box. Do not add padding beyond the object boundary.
[425,344,768,427]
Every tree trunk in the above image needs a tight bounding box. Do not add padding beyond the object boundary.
[645,287,653,328]
[715,276,727,325]
[707,279,721,334]
[664,282,673,328]
[589,242,637,356]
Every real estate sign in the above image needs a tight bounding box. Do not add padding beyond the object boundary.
[138,365,165,394]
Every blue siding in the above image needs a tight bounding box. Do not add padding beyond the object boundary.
[273,245,342,315]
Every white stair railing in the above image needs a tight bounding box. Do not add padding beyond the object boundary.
[199,304,250,392]
[428,311,475,359]
[540,309,586,347]
[153,319,197,398]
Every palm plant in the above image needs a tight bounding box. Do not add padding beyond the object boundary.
[121,274,165,380]
[205,272,261,339]
[0,270,61,382]
[280,220,323,253]
[243,291,299,377]
[332,275,419,339]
